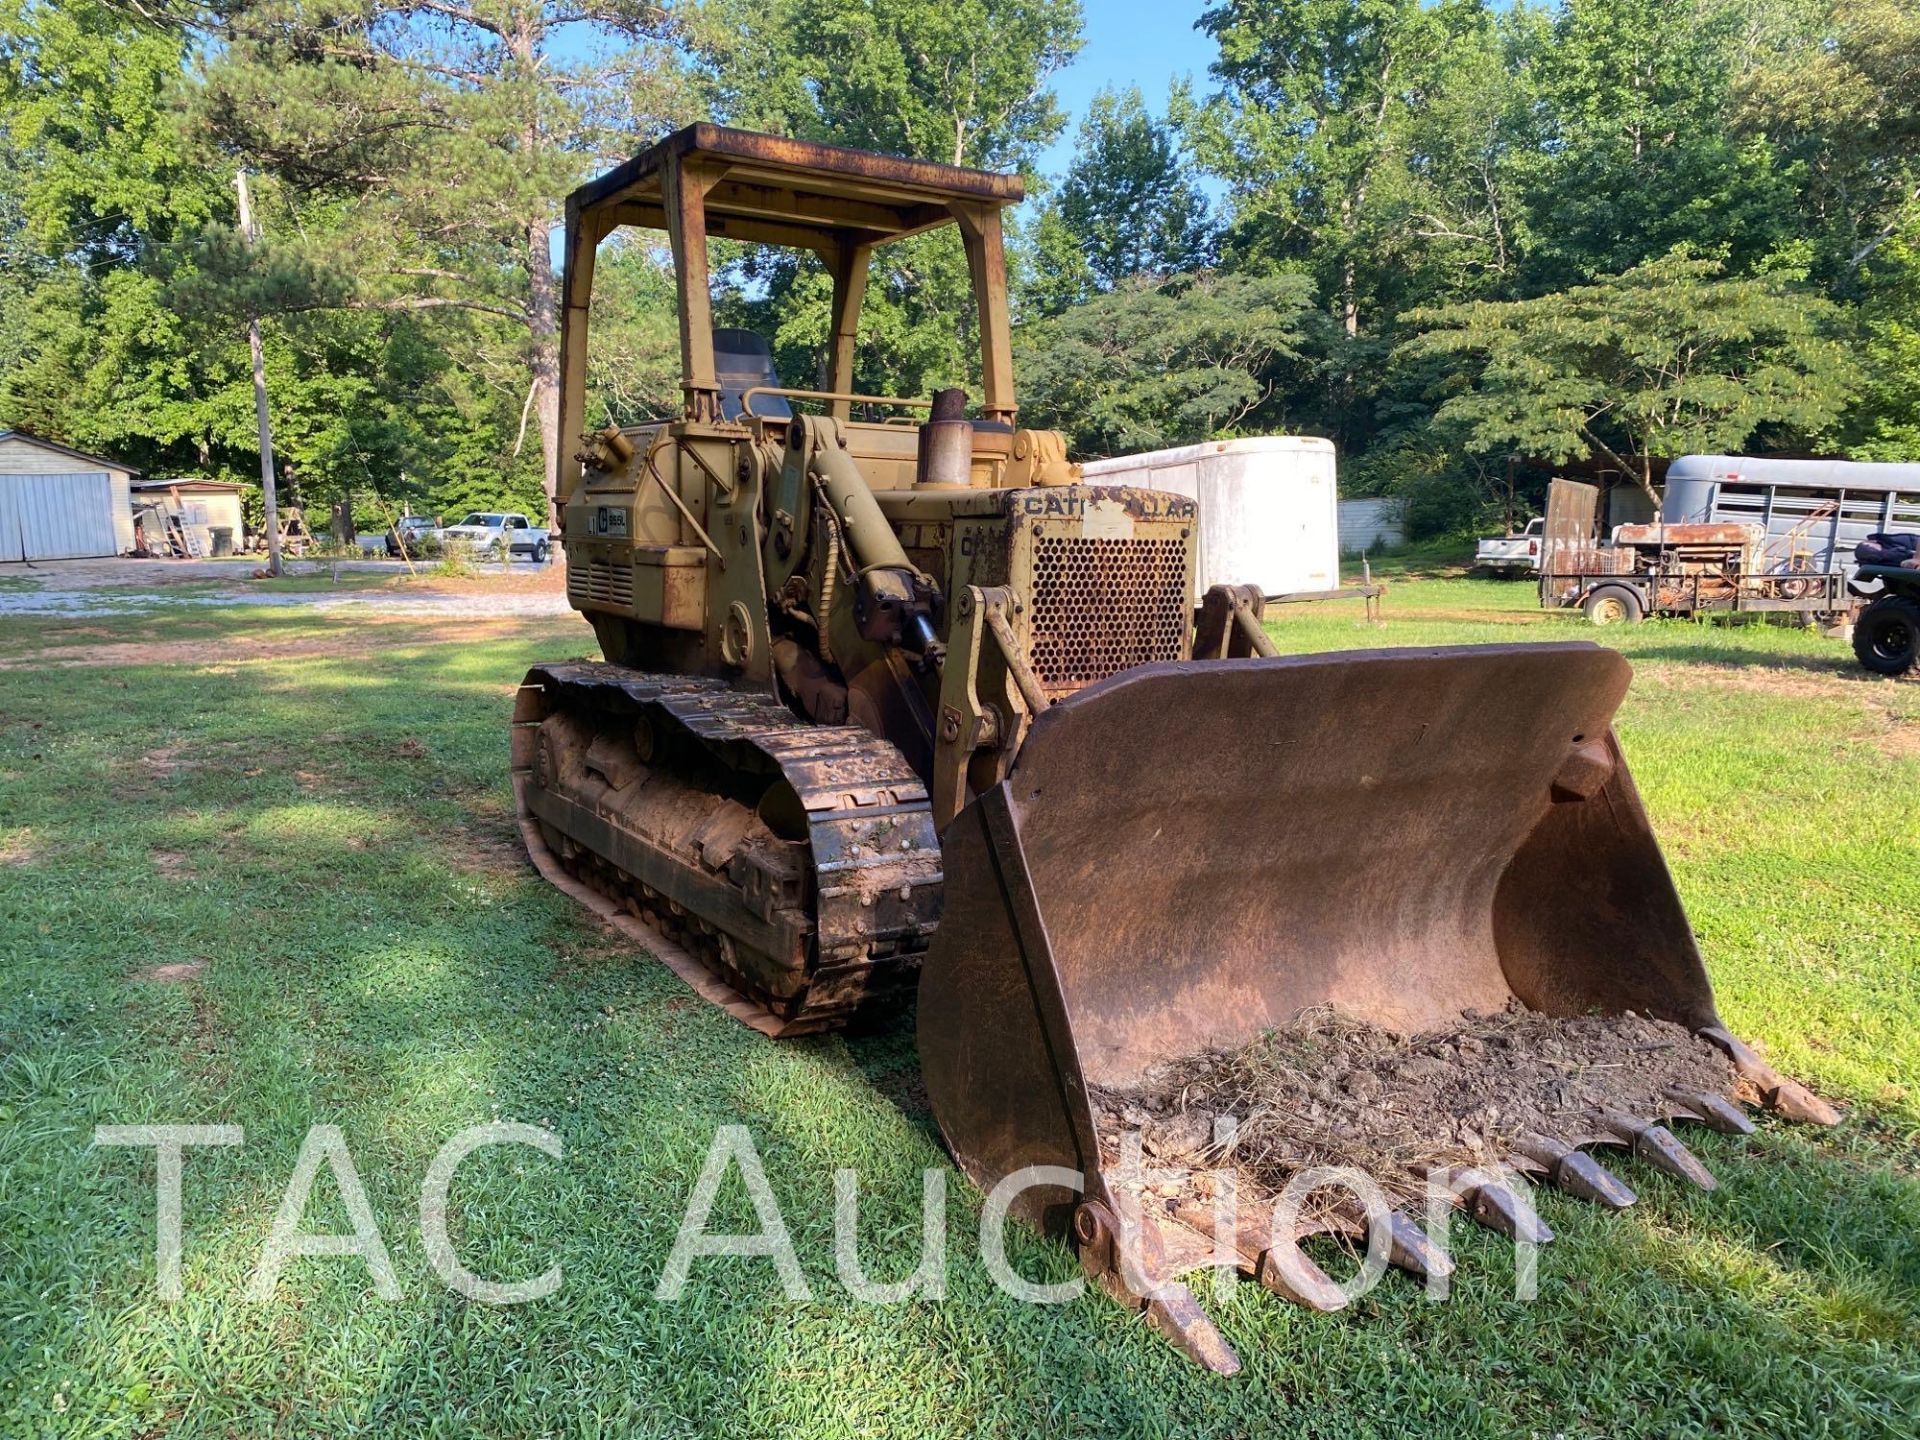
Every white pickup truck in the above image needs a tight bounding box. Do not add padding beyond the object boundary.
[1474,517,1544,576]
[437,511,551,562]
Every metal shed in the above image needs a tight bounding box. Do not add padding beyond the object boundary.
[1337,496,1407,552]
[129,479,249,555]
[0,430,139,560]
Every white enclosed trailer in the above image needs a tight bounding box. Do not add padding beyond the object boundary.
[1079,435,1339,601]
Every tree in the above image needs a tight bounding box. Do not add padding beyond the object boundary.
[1015,270,1314,456]
[1846,225,1920,461]
[695,0,1082,408]
[1184,0,1531,338]
[1736,0,1920,284]
[1515,0,1800,290]
[583,241,681,427]
[0,1,561,519]
[1397,254,1861,503]
[192,0,691,525]
[0,0,246,470]
[1177,0,1536,475]
[705,0,1081,171]
[0,130,45,398]
[1024,86,1212,314]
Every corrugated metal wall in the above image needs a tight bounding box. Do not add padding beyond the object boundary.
[1336,497,1407,551]
[0,472,120,560]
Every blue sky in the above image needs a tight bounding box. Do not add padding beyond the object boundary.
[1034,2,1219,179]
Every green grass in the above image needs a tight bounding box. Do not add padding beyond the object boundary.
[1,581,1916,1438]
[1341,533,1482,582]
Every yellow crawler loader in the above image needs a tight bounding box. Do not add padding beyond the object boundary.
[514,124,1835,1372]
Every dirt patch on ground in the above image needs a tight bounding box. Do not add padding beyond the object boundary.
[131,960,207,984]
[1876,724,1920,760]
[447,821,528,876]
[139,747,199,779]
[112,740,255,797]
[0,615,540,669]
[0,827,36,865]
[149,849,195,878]
[1639,661,1868,703]
[869,1062,932,1120]
[0,634,377,670]
[1094,1004,1736,1209]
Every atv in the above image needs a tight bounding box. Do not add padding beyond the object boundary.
[1850,565,1920,678]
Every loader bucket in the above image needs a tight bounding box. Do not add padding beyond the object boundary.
[919,643,1834,1371]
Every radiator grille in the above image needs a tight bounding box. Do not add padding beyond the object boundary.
[568,557,635,610]
[1028,536,1188,695]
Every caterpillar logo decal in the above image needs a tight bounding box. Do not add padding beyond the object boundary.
[1016,491,1196,520]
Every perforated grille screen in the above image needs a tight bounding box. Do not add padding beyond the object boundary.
[1028,535,1189,695]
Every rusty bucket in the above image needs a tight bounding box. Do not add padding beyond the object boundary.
[918,643,1834,1371]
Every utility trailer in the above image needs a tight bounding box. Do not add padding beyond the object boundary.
[1538,478,1854,626]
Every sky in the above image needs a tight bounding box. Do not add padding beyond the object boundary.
[547,1,1222,264]
[1034,1,1220,180]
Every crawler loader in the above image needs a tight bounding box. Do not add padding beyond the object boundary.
[514,125,1836,1372]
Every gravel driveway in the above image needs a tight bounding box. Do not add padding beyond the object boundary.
[0,557,573,619]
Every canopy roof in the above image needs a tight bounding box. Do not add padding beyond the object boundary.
[571,123,1024,250]
[556,124,1022,472]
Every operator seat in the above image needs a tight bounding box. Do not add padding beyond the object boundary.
[714,328,791,422]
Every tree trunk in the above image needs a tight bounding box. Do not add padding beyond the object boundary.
[1339,193,1359,339]
[526,216,562,533]
[1581,427,1660,508]
[506,8,561,535]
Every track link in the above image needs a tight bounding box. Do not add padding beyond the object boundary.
[513,662,943,1035]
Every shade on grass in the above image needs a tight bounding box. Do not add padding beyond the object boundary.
[1,579,1915,1438]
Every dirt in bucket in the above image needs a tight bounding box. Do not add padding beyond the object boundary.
[1091,1003,1738,1210]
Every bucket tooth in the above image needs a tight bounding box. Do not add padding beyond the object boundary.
[1598,1112,1718,1190]
[1554,1152,1637,1210]
[1143,1282,1242,1376]
[1519,1138,1636,1210]
[1698,1027,1841,1126]
[1668,1089,1757,1136]
[1455,1175,1555,1246]
[1076,1200,1240,1373]
[1377,1210,1454,1280]
[1765,1077,1840,1126]
[1630,1123,1717,1190]
[1256,1241,1349,1313]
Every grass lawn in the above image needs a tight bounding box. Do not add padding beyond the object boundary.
[1,573,1916,1438]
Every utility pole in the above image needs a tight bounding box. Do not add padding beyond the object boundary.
[235,168,283,576]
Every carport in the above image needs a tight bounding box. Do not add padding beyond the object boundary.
[0,430,139,561]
